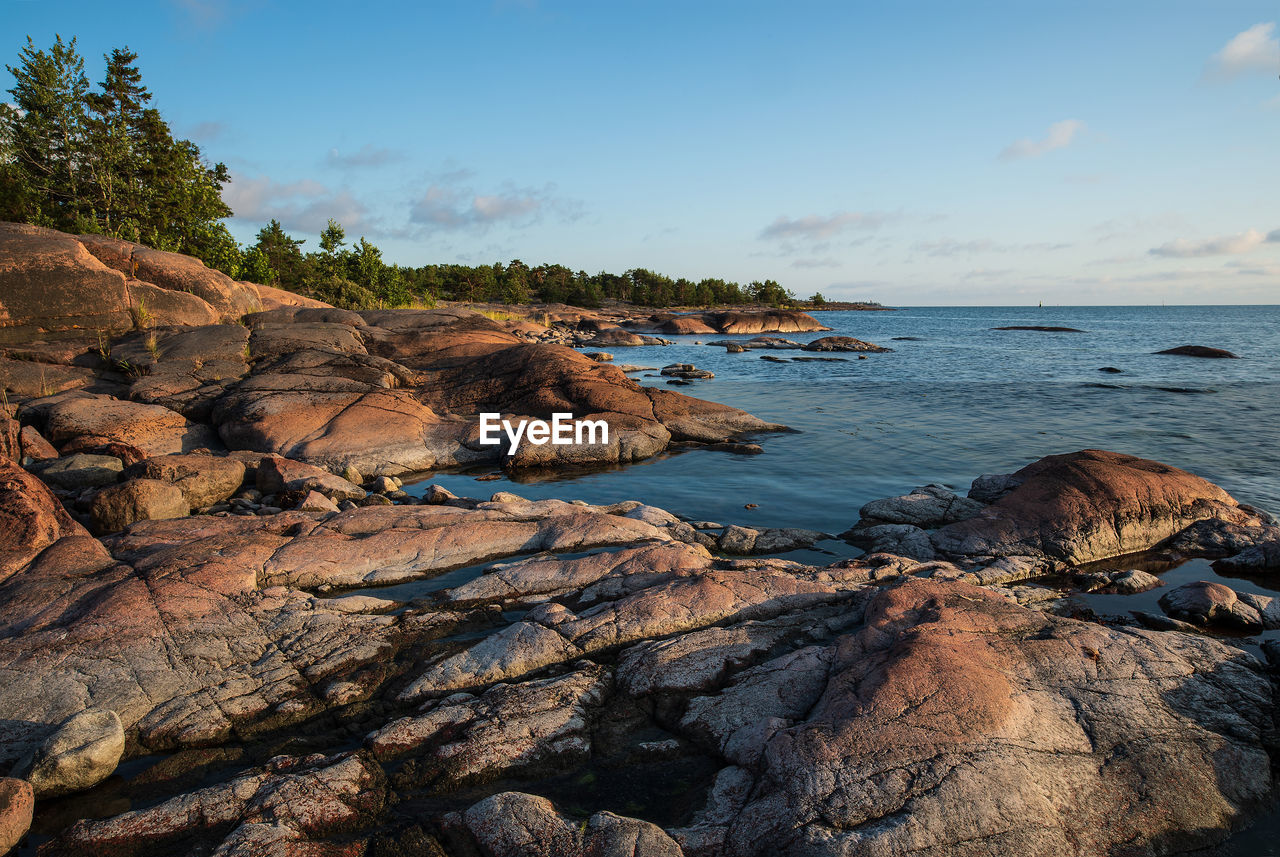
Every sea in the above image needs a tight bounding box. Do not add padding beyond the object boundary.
[409,305,1280,539]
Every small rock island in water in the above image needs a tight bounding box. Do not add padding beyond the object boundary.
[0,224,1277,857]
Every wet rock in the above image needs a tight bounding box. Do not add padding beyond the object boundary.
[719,525,759,554]
[931,450,1263,564]
[90,478,191,535]
[801,336,892,352]
[1099,366,1123,373]
[1159,580,1263,632]
[725,342,746,353]
[453,791,683,857]
[661,363,714,380]
[722,579,1276,856]
[967,471,1024,503]
[29,452,123,489]
[23,708,125,798]
[1156,345,1239,359]
[422,484,458,504]
[122,453,246,509]
[1215,538,1280,572]
[1108,569,1163,594]
[992,325,1085,332]
[583,351,614,361]
[857,484,986,528]
[0,777,33,855]
[844,523,936,560]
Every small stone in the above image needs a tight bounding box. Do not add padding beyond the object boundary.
[423,484,457,504]
[370,476,398,494]
[341,464,363,485]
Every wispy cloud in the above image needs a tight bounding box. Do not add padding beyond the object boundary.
[326,144,405,169]
[408,178,579,231]
[1149,228,1278,257]
[223,173,371,234]
[790,257,843,269]
[913,238,1072,257]
[998,119,1085,161]
[759,212,892,241]
[1207,22,1279,78]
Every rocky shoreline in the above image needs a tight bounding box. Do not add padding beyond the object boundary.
[2,225,1280,856]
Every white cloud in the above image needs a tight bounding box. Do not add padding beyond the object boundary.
[1209,22,1279,77]
[223,173,370,234]
[760,212,892,241]
[912,238,1072,257]
[998,119,1085,161]
[1149,228,1276,257]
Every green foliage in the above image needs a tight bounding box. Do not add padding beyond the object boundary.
[2,36,232,269]
[810,292,827,306]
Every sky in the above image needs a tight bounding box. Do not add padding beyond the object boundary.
[5,0,1280,305]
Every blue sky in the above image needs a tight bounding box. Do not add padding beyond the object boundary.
[6,1,1279,304]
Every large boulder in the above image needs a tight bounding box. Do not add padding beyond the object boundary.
[930,450,1263,564]
[0,223,259,345]
[802,335,892,353]
[255,454,365,501]
[705,310,829,334]
[77,233,261,321]
[213,311,785,475]
[45,395,219,456]
[23,708,125,798]
[90,478,191,535]
[720,579,1275,856]
[0,222,135,343]
[123,453,246,509]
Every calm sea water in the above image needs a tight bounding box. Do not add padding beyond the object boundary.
[409,306,1280,536]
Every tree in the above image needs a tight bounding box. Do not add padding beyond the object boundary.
[84,47,150,234]
[809,292,827,306]
[2,35,92,229]
[2,37,234,267]
[248,219,306,287]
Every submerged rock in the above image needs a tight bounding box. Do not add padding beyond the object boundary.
[1156,345,1239,358]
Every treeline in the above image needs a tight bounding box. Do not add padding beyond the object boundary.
[244,217,798,310]
[0,36,239,270]
[2,35,803,312]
